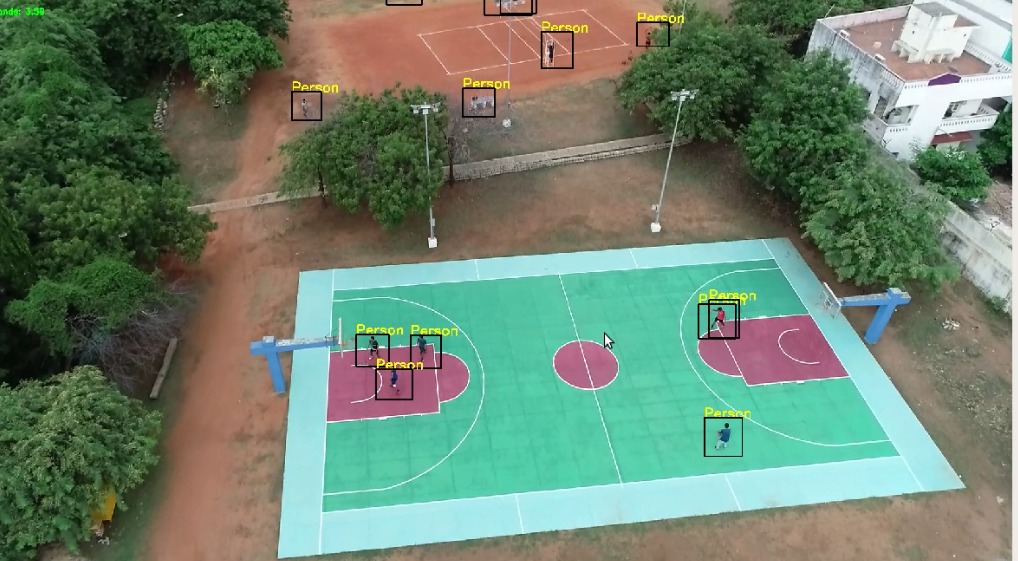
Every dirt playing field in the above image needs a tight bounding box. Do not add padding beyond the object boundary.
[135,0,1011,560]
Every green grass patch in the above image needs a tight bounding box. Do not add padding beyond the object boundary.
[164,96,247,204]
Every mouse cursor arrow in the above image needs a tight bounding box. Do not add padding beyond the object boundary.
[603,332,614,350]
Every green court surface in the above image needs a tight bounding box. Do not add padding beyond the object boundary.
[277,239,962,558]
[324,264,892,511]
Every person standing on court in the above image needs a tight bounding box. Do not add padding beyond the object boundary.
[301,97,309,118]
[715,423,732,450]
[546,39,555,67]
[417,335,427,358]
[390,369,400,395]
[712,306,726,334]
[369,336,379,361]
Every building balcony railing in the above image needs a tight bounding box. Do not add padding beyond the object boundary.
[939,104,1000,134]
[863,114,911,141]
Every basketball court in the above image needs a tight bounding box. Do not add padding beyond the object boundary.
[274,238,962,557]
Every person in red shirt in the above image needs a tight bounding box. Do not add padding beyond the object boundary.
[645,29,652,48]
[712,307,726,334]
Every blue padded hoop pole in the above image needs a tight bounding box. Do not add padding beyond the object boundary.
[250,335,336,394]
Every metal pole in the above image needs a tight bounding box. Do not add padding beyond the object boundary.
[424,110,435,241]
[412,102,440,247]
[506,16,513,108]
[652,90,695,233]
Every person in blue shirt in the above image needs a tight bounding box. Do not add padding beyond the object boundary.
[715,423,732,450]
[390,369,400,395]
[417,335,427,358]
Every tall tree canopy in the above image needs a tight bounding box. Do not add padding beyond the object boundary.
[740,54,869,203]
[803,163,958,290]
[278,86,449,229]
[182,20,283,106]
[0,367,161,561]
[977,107,1012,177]
[731,0,898,55]
[15,168,215,276]
[912,146,993,203]
[616,6,790,141]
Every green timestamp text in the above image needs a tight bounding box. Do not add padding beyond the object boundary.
[0,6,45,16]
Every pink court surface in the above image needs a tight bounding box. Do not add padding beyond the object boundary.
[697,316,849,386]
[328,344,470,422]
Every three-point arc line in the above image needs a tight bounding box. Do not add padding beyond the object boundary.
[777,328,820,365]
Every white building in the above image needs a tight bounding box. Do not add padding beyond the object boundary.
[807,0,1012,160]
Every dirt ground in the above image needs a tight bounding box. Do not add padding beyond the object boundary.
[139,1,1011,561]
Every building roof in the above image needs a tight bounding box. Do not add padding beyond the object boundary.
[914,2,958,18]
[932,131,974,143]
[842,18,990,81]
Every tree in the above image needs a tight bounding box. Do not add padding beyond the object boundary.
[912,146,993,202]
[740,54,869,204]
[6,258,159,359]
[802,163,958,290]
[278,86,449,229]
[0,366,161,561]
[616,8,790,141]
[0,34,175,189]
[732,0,898,55]
[15,167,216,276]
[977,107,1012,177]
[0,198,34,295]
[185,0,292,39]
[40,0,186,94]
[182,20,283,106]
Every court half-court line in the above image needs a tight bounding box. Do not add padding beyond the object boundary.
[557,275,623,484]
[679,267,892,448]
[758,240,925,491]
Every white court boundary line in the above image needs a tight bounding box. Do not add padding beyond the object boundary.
[321,456,903,517]
[558,276,623,484]
[777,329,820,365]
[332,256,775,292]
[322,296,485,497]
[679,267,891,448]
[758,241,924,491]
[477,26,509,62]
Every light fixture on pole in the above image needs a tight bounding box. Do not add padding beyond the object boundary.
[651,89,696,233]
[412,102,440,249]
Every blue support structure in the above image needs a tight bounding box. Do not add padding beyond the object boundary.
[250,335,336,394]
[838,288,911,344]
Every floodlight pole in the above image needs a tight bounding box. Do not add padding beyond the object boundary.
[651,89,696,233]
[412,102,440,248]
[506,12,513,117]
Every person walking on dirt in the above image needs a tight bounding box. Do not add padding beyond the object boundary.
[301,97,309,118]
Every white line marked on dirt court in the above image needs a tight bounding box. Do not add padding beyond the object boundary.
[418,35,451,75]
[418,10,588,36]
[477,26,509,61]
[582,8,628,45]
